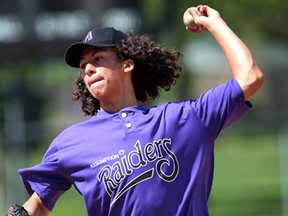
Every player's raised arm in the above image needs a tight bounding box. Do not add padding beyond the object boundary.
[184,5,264,100]
[7,192,50,216]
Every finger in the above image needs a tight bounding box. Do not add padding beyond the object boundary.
[187,7,200,19]
[196,5,209,17]
[186,26,202,34]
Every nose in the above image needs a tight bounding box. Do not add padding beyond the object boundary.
[84,63,96,76]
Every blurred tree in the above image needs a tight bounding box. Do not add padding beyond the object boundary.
[139,0,288,41]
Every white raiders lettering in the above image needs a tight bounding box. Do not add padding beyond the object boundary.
[97,138,179,206]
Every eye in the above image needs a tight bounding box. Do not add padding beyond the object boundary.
[80,63,87,71]
[95,56,103,61]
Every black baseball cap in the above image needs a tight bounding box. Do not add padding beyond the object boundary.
[65,27,127,68]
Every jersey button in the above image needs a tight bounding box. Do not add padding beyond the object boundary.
[125,123,132,128]
[121,112,127,118]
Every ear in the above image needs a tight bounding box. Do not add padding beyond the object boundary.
[123,59,134,73]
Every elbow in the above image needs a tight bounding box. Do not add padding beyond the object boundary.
[252,65,265,89]
[240,63,265,100]
[258,71,265,88]
[252,64,265,90]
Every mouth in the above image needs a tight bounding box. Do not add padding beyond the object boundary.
[89,76,103,87]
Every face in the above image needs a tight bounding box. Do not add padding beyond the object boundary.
[79,47,125,102]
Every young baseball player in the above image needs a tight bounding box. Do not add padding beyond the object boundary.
[7,5,264,216]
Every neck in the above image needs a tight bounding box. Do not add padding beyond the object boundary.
[100,100,139,113]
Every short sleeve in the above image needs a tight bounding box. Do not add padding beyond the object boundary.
[192,78,252,137]
[18,140,72,211]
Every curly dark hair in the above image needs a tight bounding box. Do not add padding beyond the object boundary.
[72,33,183,116]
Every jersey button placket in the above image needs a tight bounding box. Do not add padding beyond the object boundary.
[120,112,134,133]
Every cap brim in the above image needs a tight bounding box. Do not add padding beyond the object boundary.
[65,43,88,68]
[64,42,117,68]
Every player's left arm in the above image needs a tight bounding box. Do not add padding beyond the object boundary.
[187,5,264,100]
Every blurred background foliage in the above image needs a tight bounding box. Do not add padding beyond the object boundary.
[0,0,287,215]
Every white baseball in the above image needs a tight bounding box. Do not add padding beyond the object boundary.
[183,10,198,29]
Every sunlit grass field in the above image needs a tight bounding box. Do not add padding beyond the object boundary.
[16,133,282,216]
[209,133,282,216]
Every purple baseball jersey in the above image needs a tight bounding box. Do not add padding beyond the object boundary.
[19,78,251,216]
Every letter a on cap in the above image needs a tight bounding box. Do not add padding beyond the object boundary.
[84,31,93,42]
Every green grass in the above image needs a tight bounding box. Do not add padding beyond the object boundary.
[209,133,282,216]
[22,133,281,216]
[51,188,86,215]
